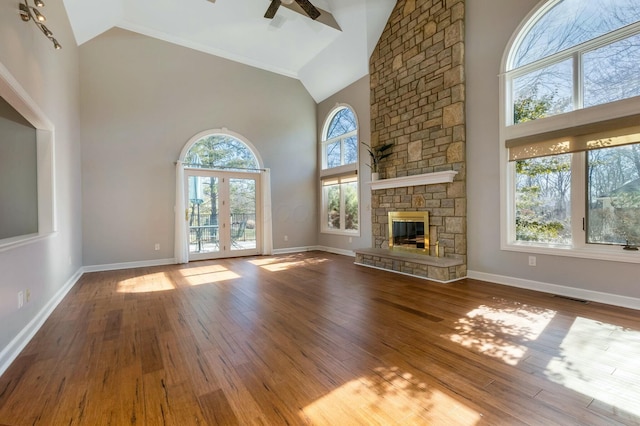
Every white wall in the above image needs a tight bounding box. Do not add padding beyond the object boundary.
[316,75,372,253]
[0,2,83,361]
[80,29,318,266]
[466,0,640,306]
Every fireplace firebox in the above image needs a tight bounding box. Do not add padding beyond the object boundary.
[388,211,429,253]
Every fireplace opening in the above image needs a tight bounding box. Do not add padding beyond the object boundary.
[388,211,429,253]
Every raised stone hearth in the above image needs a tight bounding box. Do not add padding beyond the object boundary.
[354,248,464,283]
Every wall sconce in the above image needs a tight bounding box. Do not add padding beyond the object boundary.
[19,0,61,49]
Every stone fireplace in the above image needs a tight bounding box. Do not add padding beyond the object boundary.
[354,0,467,283]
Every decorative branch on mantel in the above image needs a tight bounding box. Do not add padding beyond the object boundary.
[368,170,458,190]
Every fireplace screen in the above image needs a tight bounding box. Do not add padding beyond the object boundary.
[388,211,429,252]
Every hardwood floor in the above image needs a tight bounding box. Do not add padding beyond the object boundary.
[1,251,639,425]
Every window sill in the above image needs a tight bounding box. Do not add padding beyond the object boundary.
[321,230,360,237]
[502,241,640,264]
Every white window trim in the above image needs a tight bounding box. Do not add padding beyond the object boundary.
[499,2,640,264]
[320,104,360,236]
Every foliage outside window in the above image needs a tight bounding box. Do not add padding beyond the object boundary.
[503,0,640,259]
[321,106,359,235]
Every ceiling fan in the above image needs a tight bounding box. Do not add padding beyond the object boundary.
[264,0,321,20]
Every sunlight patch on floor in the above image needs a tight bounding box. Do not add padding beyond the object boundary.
[447,303,556,365]
[249,256,329,272]
[117,272,175,293]
[301,367,481,425]
[542,317,640,418]
[179,264,229,277]
[177,264,241,285]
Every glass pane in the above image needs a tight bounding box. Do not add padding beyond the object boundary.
[512,0,640,69]
[185,135,258,170]
[587,145,640,245]
[325,183,341,230]
[515,155,572,244]
[327,108,356,139]
[326,141,341,168]
[344,180,359,231]
[513,59,573,124]
[344,136,358,165]
[188,176,220,254]
[229,178,257,251]
[584,33,640,108]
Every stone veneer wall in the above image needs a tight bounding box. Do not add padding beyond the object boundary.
[368,0,466,279]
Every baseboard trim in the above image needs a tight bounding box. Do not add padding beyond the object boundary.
[316,246,355,257]
[468,270,640,311]
[272,246,319,255]
[0,267,84,377]
[83,258,177,273]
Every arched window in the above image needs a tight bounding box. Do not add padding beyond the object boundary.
[507,0,640,123]
[185,134,259,171]
[322,107,358,170]
[501,0,640,262]
[320,105,359,235]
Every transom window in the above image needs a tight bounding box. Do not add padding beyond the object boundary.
[185,134,259,171]
[320,105,359,235]
[508,0,640,123]
[502,0,640,262]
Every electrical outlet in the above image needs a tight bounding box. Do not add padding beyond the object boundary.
[284,235,288,242]
[154,243,160,251]
[528,256,537,266]
[18,291,24,309]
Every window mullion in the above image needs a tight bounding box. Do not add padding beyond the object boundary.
[571,152,586,248]
[340,181,346,231]
[573,52,582,111]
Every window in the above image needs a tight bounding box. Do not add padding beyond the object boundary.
[320,106,359,235]
[502,0,640,262]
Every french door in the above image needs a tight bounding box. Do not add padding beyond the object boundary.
[185,169,261,260]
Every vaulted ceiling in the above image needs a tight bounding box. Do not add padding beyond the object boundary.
[62,0,396,102]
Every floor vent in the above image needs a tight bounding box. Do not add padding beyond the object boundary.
[552,295,590,304]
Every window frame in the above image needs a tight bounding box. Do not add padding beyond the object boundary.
[500,1,640,263]
[320,104,360,236]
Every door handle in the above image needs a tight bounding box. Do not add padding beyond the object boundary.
[185,209,189,221]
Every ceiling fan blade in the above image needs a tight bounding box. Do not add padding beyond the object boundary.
[295,0,321,20]
[264,0,281,19]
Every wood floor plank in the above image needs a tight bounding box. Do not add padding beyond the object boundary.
[198,389,240,425]
[0,252,639,425]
